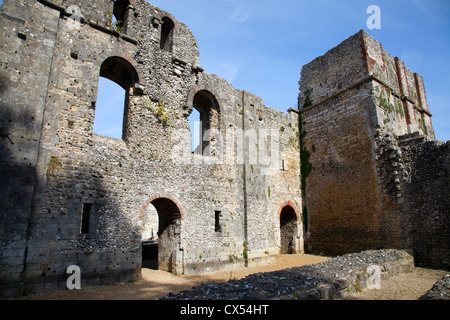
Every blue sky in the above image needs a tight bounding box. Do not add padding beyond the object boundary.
[1,1,448,140]
[146,0,450,142]
[146,0,450,141]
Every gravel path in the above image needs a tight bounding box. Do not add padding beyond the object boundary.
[15,252,447,300]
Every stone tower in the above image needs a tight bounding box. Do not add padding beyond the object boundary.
[298,30,448,268]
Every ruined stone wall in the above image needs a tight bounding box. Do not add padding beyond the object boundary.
[12,0,148,294]
[3,0,444,299]
[374,133,450,269]
[399,137,449,269]
[0,0,62,297]
[0,0,302,297]
[298,31,384,255]
[242,91,302,262]
[363,34,434,140]
[299,30,448,266]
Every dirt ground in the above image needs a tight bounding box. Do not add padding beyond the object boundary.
[15,254,448,300]
[341,267,449,300]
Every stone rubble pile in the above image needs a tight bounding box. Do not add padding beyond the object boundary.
[162,249,414,300]
[421,274,450,300]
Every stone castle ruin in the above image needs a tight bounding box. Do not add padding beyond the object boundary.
[0,0,448,298]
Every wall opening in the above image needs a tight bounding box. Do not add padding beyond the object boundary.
[160,17,174,51]
[141,198,182,273]
[189,108,201,153]
[93,77,126,139]
[215,210,222,233]
[81,203,92,234]
[189,90,220,156]
[93,56,138,140]
[280,205,298,254]
[112,0,130,32]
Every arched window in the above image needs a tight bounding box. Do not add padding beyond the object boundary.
[93,78,125,139]
[189,90,220,156]
[160,17,174,51]
[189,107,201,152]
[93,56,138,140]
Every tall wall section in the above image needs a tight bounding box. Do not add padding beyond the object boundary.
[375,133,450,269]
[298,31,385,255]
[0,0,302,297]
[0,0,62,297]
[298,30,447,268]
[400,139,449,269]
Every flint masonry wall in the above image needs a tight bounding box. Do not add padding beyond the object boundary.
[0,0,62,297]
[1,0,302,297]
[1,1,446,299]
[400,139,450,269]
[376,134,450,269]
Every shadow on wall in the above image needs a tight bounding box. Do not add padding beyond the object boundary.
[0,100,37,298]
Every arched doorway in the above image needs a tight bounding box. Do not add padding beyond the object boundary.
[141,197,182,273]
[279,205,298,254]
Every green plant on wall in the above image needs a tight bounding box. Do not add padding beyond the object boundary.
[378,89,406,123]
[107,12,123,33]
[302,88,313,109]
[146,98,172,126]
[397,101,405,118]
[297,113,312,235]
[298,114,312,195]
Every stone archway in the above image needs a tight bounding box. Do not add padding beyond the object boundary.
[140,195,183,273]
[279,204,299,254]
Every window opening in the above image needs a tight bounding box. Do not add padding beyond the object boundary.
[215,210,222,233]
[189,108,201,153]
[93,56,138,140]
[189,90,220,157]
[160,17,174,51]
[93,77,126,139]
[81,203,92,234]
[112,0,130,33]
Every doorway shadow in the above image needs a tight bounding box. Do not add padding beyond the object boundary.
[142,240,158,270]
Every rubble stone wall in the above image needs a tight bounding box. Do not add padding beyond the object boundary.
[0,0,302,297]
[1,1,447,299]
